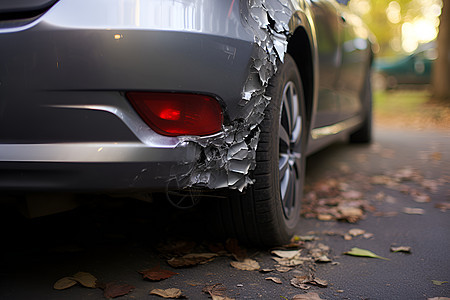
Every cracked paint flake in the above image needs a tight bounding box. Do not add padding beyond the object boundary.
[171,0,293,192]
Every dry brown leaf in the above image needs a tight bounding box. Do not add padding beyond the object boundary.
[314,255,332,263]
[150,288,184,299]
[265,277,282,284]
[202,283,234,300]
[72,272,97,288]
[348,228,365,237]
[435,202,450,211]
[53,277,77,290]
[230,258,260,271]
[341,190,363,199]
[403,207,425,215]
[412,192,431,203]
[276,266,292,273]
[259,268,274,273]
[338,206,364,223]
[271,249,301,259]
[317,214,333,221]
[421,179,439,192]
[139,266,177,281]
[312,278,328,287]
[102,282,135,299]
[290,278,310,290]
[272,256,309,267]
[363,233,374,239]
[390,246,412,253]
[167,253,217,268]
[430,152,442,161]
[225,238,247,261]
[292,292,325,300]
[344,234,352,241]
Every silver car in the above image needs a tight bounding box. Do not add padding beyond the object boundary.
[0,0,374,245]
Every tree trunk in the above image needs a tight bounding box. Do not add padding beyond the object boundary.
[432,0,450,101]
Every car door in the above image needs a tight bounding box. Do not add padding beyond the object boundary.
[310,0,344,128]
[334,2,371,121]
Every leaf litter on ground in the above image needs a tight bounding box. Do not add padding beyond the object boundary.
[53,272,97,290]
[230,258,260,271]
[202,283,234,300]
[150,288,185,299]
[138,266,177,281]
[100,282,135,299]
[292,292,325,300]
[344,247,389,260]
[390,246,412,253]
[167,253,218,268]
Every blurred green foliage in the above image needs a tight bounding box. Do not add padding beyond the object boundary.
[348,0,442,57]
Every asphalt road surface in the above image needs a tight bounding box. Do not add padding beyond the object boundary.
[1,127,449,300]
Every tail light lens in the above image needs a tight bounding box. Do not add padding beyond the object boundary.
[126,92,223,136]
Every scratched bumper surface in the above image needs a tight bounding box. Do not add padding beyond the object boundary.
[0,0,294,192]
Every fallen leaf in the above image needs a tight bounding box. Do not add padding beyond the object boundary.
[53,277,77,290]
[272,256,309,267]
[403,207,425,215]
[202,283,234,300]
[292,292,325,299]
[102,282,135,299]
[348,228,365,237]
[265,277,282,284]
[344,234,352,241]
[139,266,177,281]
[225,238,247,261]
[338,206,364,223]
[412,192,431,203]
[259,268,274,273]
[363,233,374,239]
[290,278,310,290]
[341,190,363,199]
[390,246,412,253]
[271,250,301,259]
[314,255,332,263]
[317,214,333,221]
[295,235,316,241]
[432,280,449,286]
[276,266,292,273]
[430,152,442,161]
[427,298,450,300]
[311,278,328,287]
[72,272,97,288]
[150,288,184,299]
[344,247,389,260]
[435,202,450,211]
[230,258,260,271]
[167,253,217,268]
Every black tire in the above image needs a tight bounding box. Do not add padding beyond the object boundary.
[210,54,306,246]
[350,71,372,143]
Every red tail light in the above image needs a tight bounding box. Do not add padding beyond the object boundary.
[126,92,223,136]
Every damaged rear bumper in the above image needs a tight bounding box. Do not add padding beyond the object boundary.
[0,0,295,192]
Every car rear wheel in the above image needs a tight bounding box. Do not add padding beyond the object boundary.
[211,54,306,246]
[350,71,372,143]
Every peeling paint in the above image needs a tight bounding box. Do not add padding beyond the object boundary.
[171,0,293,192]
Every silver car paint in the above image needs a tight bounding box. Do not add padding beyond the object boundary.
[0,0,369,192]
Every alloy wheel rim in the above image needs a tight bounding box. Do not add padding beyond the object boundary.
[278,81,302,220]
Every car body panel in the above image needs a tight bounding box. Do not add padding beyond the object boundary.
[0,0,372,193]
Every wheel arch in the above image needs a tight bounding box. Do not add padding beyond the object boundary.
[287,13,318,144]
